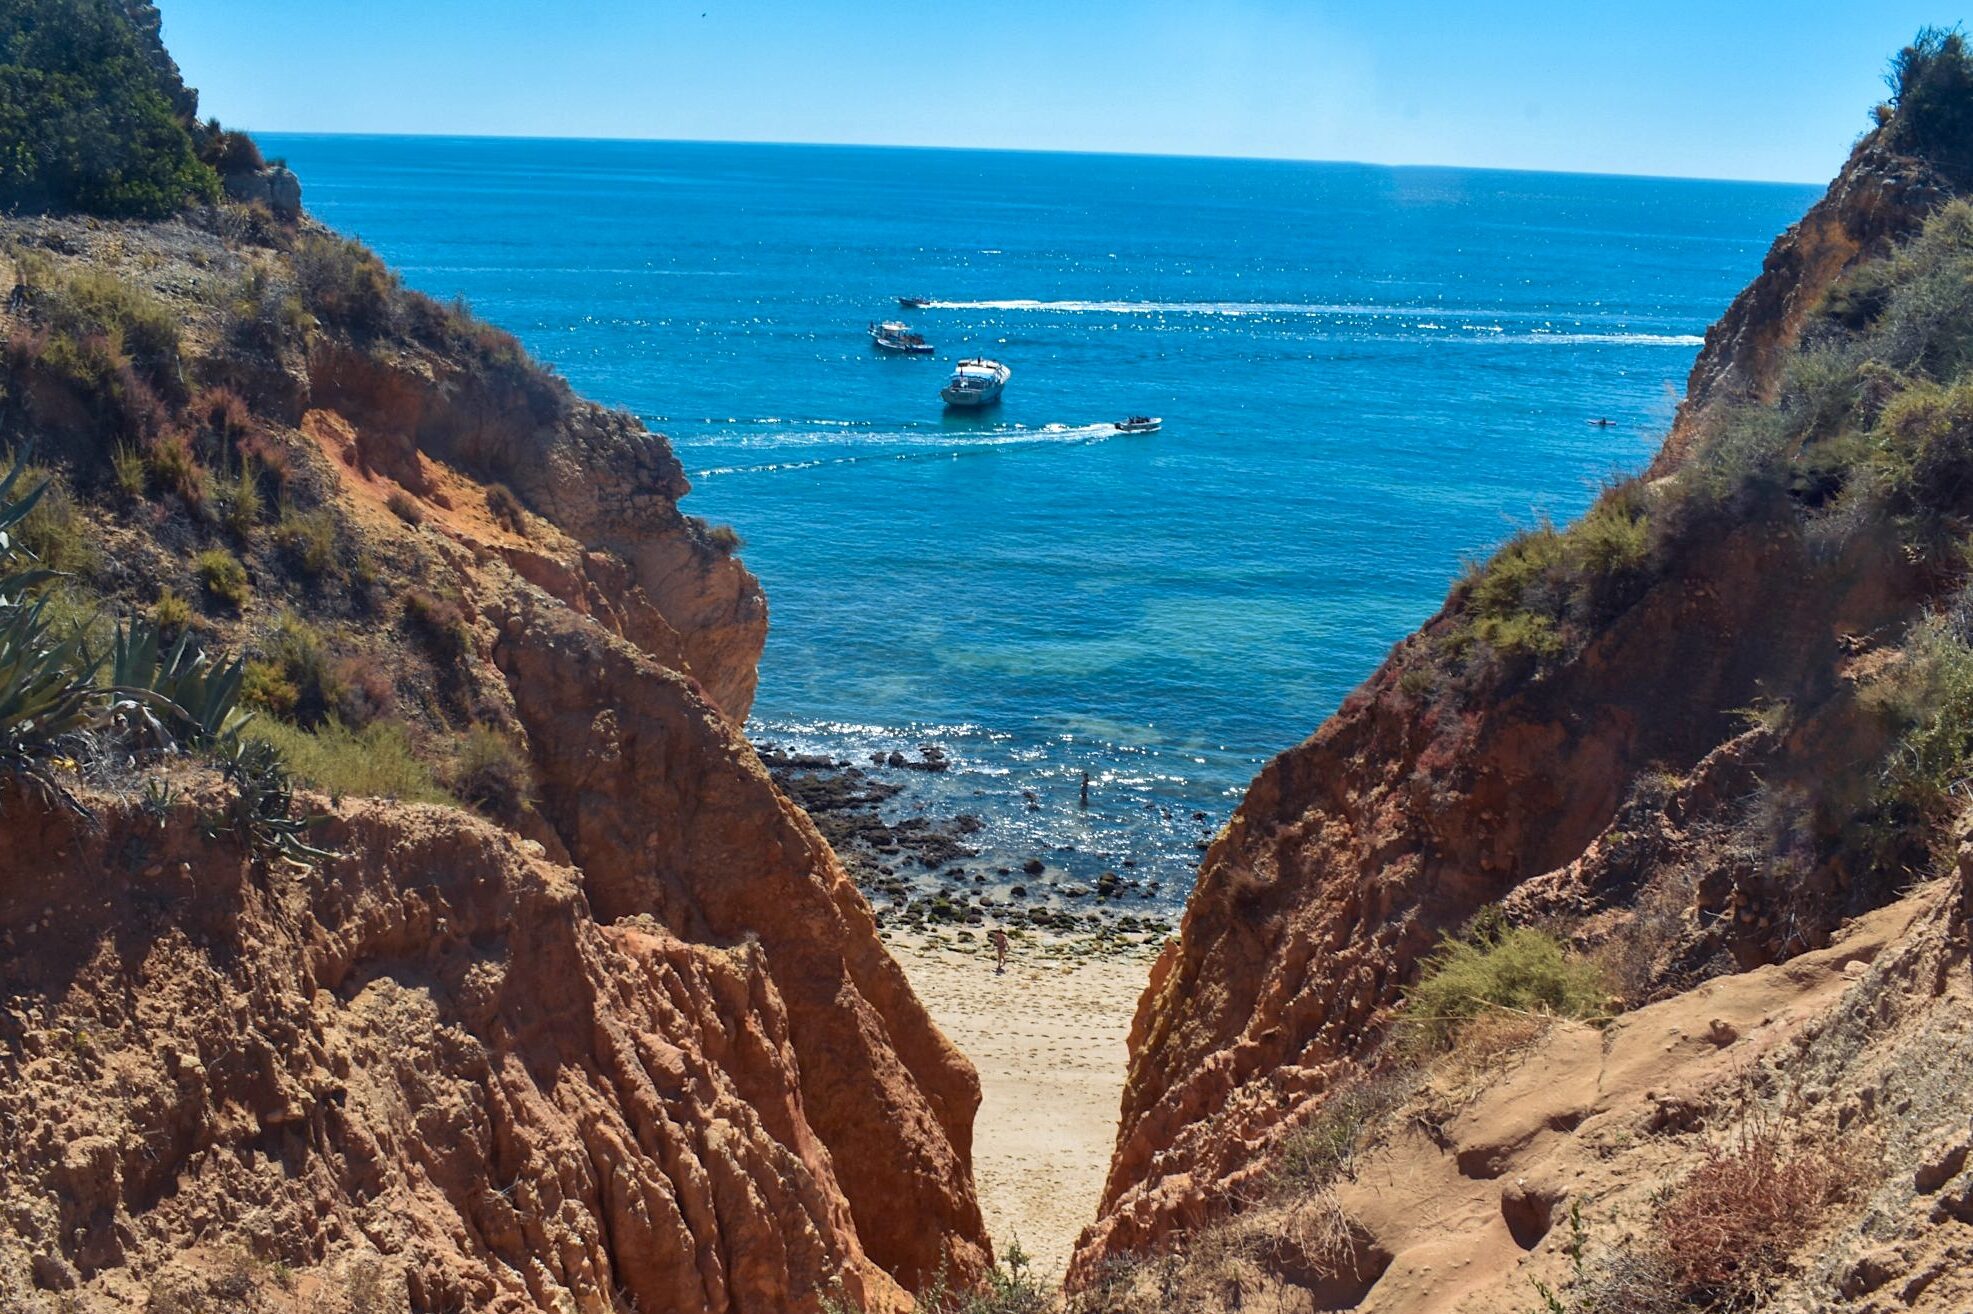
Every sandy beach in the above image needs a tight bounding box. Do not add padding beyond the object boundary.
[886,933,1158,1284]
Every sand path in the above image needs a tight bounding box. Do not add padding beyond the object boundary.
[888,935,1155,1284]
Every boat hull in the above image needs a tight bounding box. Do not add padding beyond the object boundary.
[941,359,1011,407]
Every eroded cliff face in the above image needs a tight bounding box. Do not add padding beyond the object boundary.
[0,208,985,1307]
[0,790,909,1313]
[1074,117,1973,1297]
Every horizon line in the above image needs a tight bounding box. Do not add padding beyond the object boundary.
[250,128,1829,191]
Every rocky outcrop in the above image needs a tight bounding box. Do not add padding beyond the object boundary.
[305,336,766,721]
[0,789,913,1314]
[222,165,302,221]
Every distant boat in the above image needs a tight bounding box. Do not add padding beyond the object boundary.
[941,358,1011,407]
[1588,417,1616,427]
[1113,416,1162,434]
[870,321,935,355]
[897,296,931,309]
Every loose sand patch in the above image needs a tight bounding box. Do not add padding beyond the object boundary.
[887,934,1156,1284]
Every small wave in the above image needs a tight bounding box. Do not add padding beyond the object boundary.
[1459,332,1707,347]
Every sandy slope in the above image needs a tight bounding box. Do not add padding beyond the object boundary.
[887,935,1155,1283]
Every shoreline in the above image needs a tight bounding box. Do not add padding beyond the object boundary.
[886,930,1159,1285]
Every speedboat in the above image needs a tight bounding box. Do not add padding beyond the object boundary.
[870,321,935,355]
[1113,416,1162,434]
[941,358,1011,407]
[897,296,931,309]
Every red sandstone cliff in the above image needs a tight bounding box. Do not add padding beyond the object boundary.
[1073,109,1973,1300]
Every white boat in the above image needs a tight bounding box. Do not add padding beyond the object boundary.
[941,358,1011,407]
[870,321,935,354]
[1113,416,1162,434]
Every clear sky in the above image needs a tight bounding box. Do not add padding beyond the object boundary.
[160,2,1954,184]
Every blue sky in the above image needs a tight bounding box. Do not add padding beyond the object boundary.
[163,2,1950,183]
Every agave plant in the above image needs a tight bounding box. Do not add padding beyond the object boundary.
[111,617,252,749]
[0,595,113,803]
[213,735,335,864]
[0,459,112,811]
[0,458,54,601]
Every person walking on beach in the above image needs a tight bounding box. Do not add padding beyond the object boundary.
[989,927,1010,975]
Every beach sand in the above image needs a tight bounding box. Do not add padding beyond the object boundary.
[886,933,1157,1284]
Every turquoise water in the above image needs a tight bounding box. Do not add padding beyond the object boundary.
[264,135,1820,897]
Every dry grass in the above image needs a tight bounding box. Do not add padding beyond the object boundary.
[1655,1113,1854,1306]
[1409,1007,1551,1129]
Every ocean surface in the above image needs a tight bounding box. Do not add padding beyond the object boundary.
[263,134,1821,904]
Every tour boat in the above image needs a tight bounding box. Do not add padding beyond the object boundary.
[1113,416,1162,434]
[941,358,1011,407]
[869,321,935,355]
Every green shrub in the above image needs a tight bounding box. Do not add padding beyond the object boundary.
[385,489,424,526]
[451,725,533,821]
[1885,26,1973,179]
[0,0,220,218]
[1871,379,1973,512]
[42,267,181,380]
[240,657,299,719]
[1864,611,1973,827]
[0,458,96,575]
[1403,924,1609,1049]
[111,442,146,501]
[274,506,338,576]
[218,461,263,538]
[250,613,354,727]
[248,718,448,805]
[403,588,472,662]
[1569,484,1653,580]
[147,433,210,506]
[485,483,526,535]
[291,234,398,337]
[220,267,312,355]
[1466,610,1564,660]
[198,123,263,175]
[193,547,249,610]
[151,586,192,636]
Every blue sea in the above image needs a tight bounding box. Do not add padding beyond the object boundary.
[263,135,1820,902]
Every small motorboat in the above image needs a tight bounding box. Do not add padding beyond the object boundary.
[870,321,935,355]
[1588,417,1616,428]
[1113,416,1162,434]
[897,296,931,309]
[941,358,1011,407]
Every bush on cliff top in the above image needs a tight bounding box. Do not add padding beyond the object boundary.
[0,0,219,217]
[1885,26,1973,179]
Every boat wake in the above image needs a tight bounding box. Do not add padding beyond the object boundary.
[690,422,1127,479]
[915,299,1705,344]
